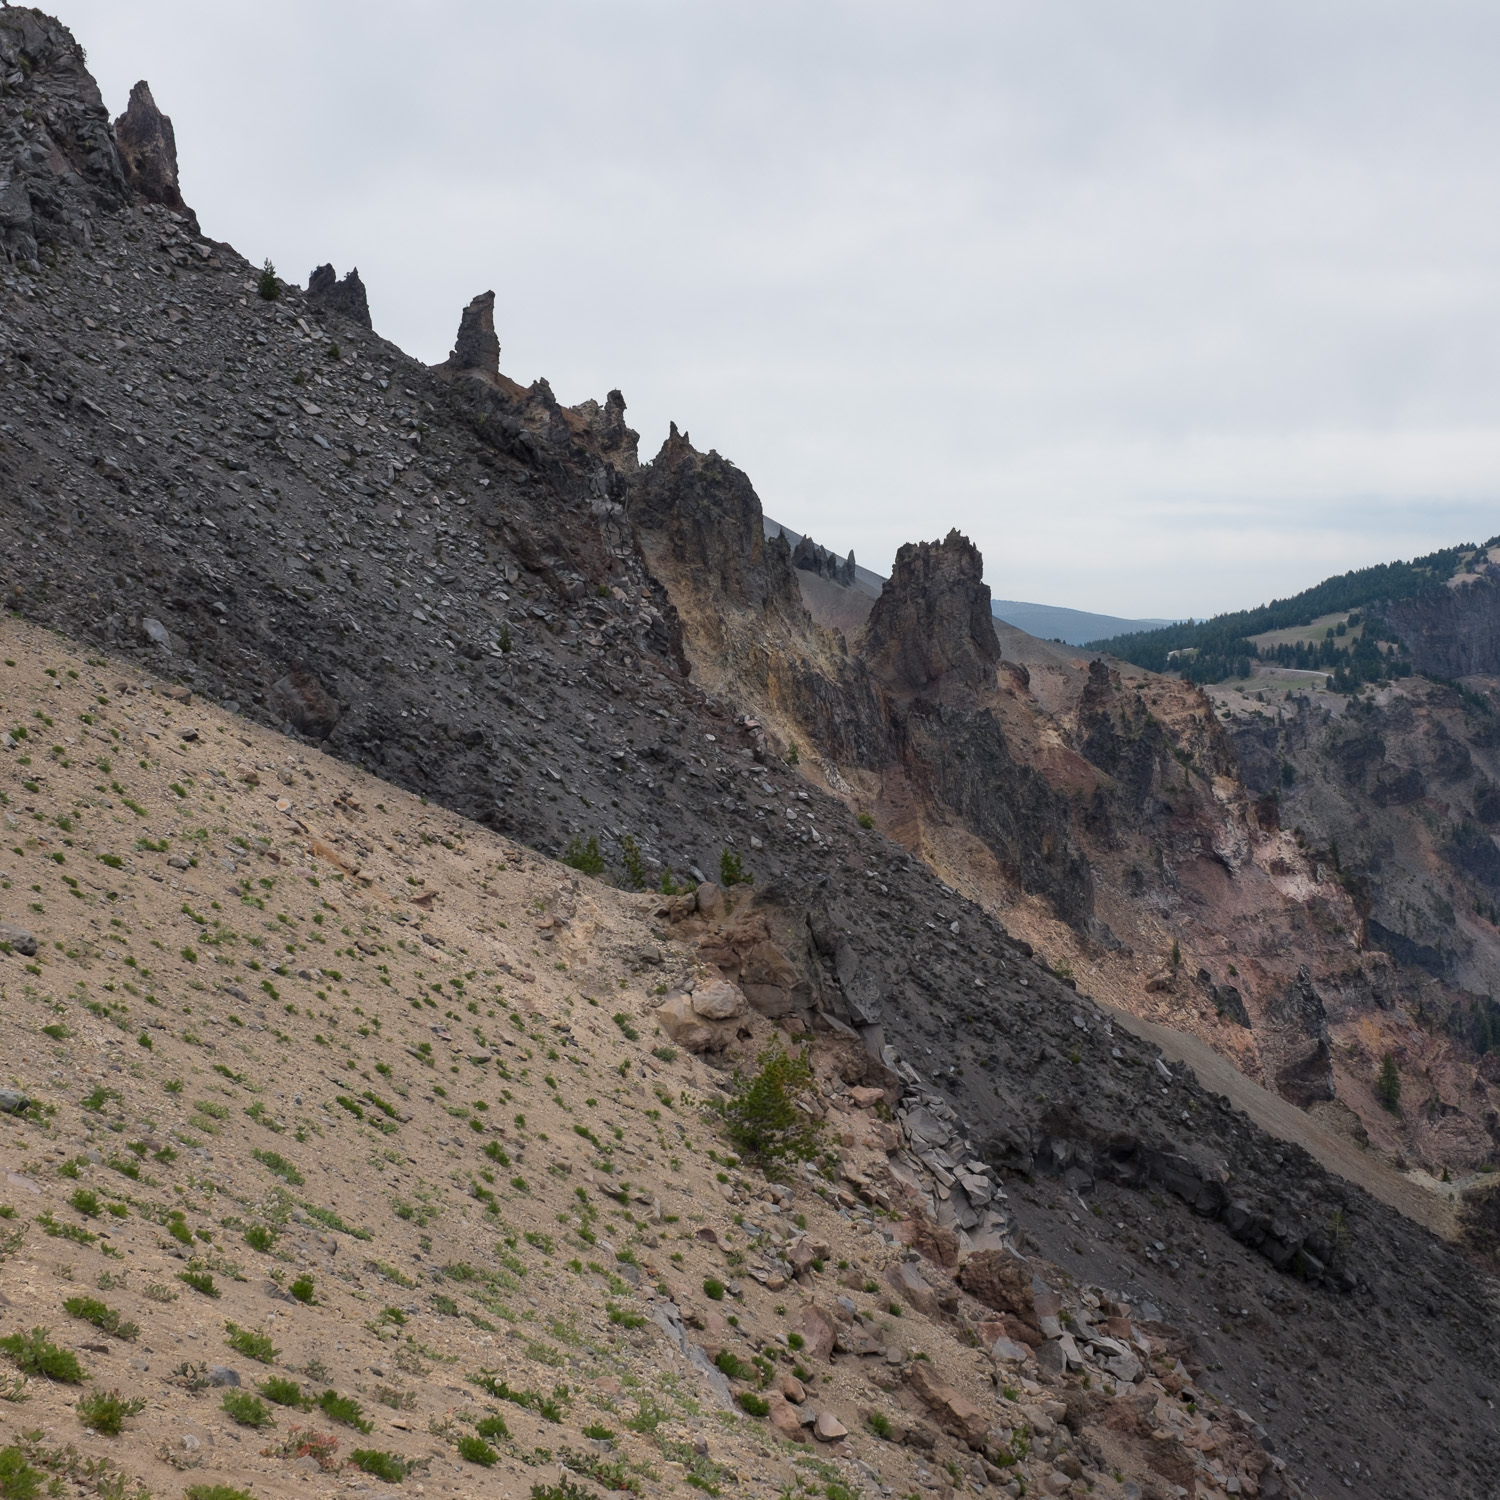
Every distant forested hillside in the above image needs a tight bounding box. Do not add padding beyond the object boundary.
[1086,543,1478,685]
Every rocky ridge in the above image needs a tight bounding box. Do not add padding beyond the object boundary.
[0,11,1497,1496]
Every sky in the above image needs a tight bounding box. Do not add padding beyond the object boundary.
[49,0,1500,620]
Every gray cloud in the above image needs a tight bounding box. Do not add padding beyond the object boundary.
[56,0,1500,617]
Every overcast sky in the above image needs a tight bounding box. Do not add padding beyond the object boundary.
[52,0,1500,619]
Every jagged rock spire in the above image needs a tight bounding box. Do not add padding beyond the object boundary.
[856,528,1000,700]
[444,290,500,380]
[113,80,198,232]
[306,264,372,329]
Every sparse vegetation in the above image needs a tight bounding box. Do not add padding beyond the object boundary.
[562,835,605,877]
[457,1434,498,1466]
[317,1389,373,1432]
[349,1448,410,1481]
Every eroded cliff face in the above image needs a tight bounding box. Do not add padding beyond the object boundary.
[0,9,130,265]
[627,444,1096,930]
[1384,565,1500,677]
[629,441,1500,1184]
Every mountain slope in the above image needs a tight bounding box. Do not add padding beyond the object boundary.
[1,12,1499,1498]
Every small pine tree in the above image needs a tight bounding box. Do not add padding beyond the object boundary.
[498,623,512,653]
[1170,939,1181,969]
[257,258,280,302]
[562,835,604,877]
[710,1041,821,1175]
[720,847,752,887]
[620,835,646,891]
[1376,1052,1401,1112]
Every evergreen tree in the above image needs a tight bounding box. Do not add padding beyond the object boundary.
[1376,1052,1401,1112]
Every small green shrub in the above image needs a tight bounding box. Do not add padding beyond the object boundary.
[76,1386,145,1435]
[222,1389,276,1428]
[224,1322,278,1363]
[715,1350,754,1380]
[532,1482,596,1500]
[349,1448,409,1481]
[0,1328,84,1382]
[736,1391,769,1416]
[651,1044,679,1063]
[245,1224,276,1252]
[702,1278,725,1301]
[606,1303,646,1328]
[867,1411,893,1439]
[581,1423,614,1441]
[62,1296,137,1341]
[318,1389,373,1432]
[252,1149,304,1185]
[290,1275,316,1304]
[857,813,874,829]
[186,1488,256,1500]
[474,1413,510,1441]
[260,1375,305,1407]
[457,1434,498,1466]
[0,1445,42,1500]
[68,1189,100,1218]
[177,1268,219,1298]
[786,1332,805,1351]
[612,1011,640,1042]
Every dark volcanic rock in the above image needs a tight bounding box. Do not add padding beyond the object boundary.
[1265,966,1336,1106]
[269,668,340,741]
[113,80,197,232]
[306,264,372,329]
[791,532,855,586]
[629,425,805,616]
[444,289,500,379]
[857,529,1000,702]
[0,9,129,263]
